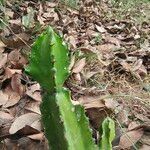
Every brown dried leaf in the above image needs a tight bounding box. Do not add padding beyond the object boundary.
[26,84,41,101]
[140,145,150,150]
[132,59,143,71]
[69,54,75,71]
[3,85,21,108]
[11,74,24,96]
[0,54,7,69]
[78,96,105,109]
[120,60,131,72]
[73,73,81,82]
[3,92,20,108]
[98,44,116,53]
[1,32,29,48]
[0,40,6,48]
[5,68,22,79]
[0,111,14,125]
[28,133,44,141]
[104,98,119,110]
[25,101,41,114]
[95,24,106,33]
[8,50,20,64]
[30,119,42,131]
[26,90,41,102]
[0,90,9,106]
[119,128,144,149]
[84,71,97,80]
[72,58,86,73]
[104,35,120,47]
[128,121,140,131]
[9,113,40,134]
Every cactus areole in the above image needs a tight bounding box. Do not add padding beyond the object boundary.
[25,26,98,150]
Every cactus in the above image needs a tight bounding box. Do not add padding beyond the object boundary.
[25,26,97,150]
[99,117,115,150]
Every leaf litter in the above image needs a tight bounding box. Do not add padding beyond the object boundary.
[0,0,150,149]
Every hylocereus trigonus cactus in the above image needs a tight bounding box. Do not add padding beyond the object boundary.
[25,26,98,150]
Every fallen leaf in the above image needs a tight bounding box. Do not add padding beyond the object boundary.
[104,98,119,110]
[140,144,150,150]
[28,133,44,141]
[73,73,81,82]
[26,84,41,102]
[3,85,21,108]
[0,54,7,69]
[9,113,40,134]
[3,92,20,108]
[120,60,131,72]
[0,90,9,106]
[8,50,20,64]
[0,40,6,53]
[1,33,29,49]
[26,88,42,102]
[78,96,105,109]
[11,74,24,95]
[25,101,41,114]
[95,24,106,33]
[117,109,129,126]
[104,35,120,47]
[30,119,42,131]
[72,58,86,73]
[128,122,140,131]
[97,44,116,53]
[0,111,14,125]
[4,68,22,79]
[83,71,97,80]
[132,59,143,71]
[69,54,75,71]
[119,128,144,149]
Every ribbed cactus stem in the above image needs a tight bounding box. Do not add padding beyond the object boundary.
[25,26,97,150]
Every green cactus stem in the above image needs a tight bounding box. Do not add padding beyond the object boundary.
[25,26,97,150]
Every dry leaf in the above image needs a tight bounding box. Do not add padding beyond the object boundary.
[69,54,75,71]
[95,24,106,33]
[11,74,24,95]
[3,85,21,108]
[26,84,41,101]
[104,35,120,47]
[0,111,14,125]
[104,98,119,110]
[3,92,20,108]
[4,68,22,79]
[30,119,42,131]
[72,58,86,73]
[83,71,97,80]
[139,145,150,150]
[0,54,7,69]
[119,128,144,149]
[0,90,9,106]
[128,121,140,131]
[1,33,29,48]
[73,73,81,82]
[98,44,116,53]
[25,101,41,114]
[132,59,143,71]
[8,50,20,64]
[28,133,44,141]
[78,96,105,109]
[9,113,40,134]
[26,90,41,102]
[120,60,131,72]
